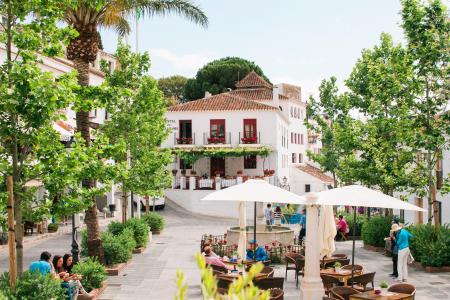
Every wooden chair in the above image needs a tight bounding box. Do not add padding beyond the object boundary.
[332,254,348,259]
[261,266,275,278]
[285,252,304,281]
[321,274,341,296]
[207,263,228,274]
[295,257,305,287]
[330,287,360,300]
[217,275,234,290]
[254,277,284,290]
[212,269,225,276]
[322,297,335,300]
[346,272,375,292]
[388,283,416,299]
[341,264,363,272]
[269,288,284,300]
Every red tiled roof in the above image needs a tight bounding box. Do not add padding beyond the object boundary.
[235,71,272,89]
[297,164,334,184]
[229,88,288,101]
[167,93,278,112]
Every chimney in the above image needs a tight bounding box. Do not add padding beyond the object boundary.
[272,84,280,109]
[204,91,212,98]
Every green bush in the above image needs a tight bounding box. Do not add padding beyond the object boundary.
[72,258,107,292]
[409,224,450,267]
[47,223,59,232]
[144,212,165,232]
[101,227,136,266]
[107,221,125,236]
[362,215,392,247]
[339,212,367,237]
[80,229,88,257]
[125,218,149,248]
[0,271,65,300]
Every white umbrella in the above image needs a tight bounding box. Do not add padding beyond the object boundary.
[318,205,336,259]
[237,201,247,261]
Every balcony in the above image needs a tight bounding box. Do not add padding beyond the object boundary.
[238,132,261,145]
[203,132,231,146]
[174,133,195,146]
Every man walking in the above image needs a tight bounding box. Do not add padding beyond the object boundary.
[264,203,273,226]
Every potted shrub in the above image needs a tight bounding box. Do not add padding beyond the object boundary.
[72,258,107,293]
[333,261,342,272]
[378,281,389,295]
[47,223,59,233]
[144,212,165,234]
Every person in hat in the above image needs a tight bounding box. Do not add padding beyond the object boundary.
[385,223,401,278]
[246,240,269,262]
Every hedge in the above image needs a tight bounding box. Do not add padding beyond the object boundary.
[361,215,392,247]
[409,224,450,267]
[144,212,165,232]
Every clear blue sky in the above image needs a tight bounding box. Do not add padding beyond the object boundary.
[101,0,412,99]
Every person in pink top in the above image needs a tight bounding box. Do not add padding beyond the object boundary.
[336,215,348,241]
[203,247,229,270]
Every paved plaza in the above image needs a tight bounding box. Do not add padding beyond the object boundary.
[1,202,449,299]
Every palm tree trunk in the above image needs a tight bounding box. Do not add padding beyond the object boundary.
[74,58,104,262]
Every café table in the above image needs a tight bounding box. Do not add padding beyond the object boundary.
[320,268,362,285]
[350,290,413,300]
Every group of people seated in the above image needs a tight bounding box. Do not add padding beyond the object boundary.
[29,251,91,300]
[202,239,270,271]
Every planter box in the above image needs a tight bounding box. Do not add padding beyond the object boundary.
[363,244,385,252]
[152,230,161,235]
[78,282,108,300]
[411,261,450,273]
[133,246,146,254]
[347,236,362,240]
[105,262,127,276]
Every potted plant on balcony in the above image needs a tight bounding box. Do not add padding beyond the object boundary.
[190,170,197,176]
[237,170,243,175]
[264,169,275,176]
[172,169,178,176]
[214,170,221,177]
[180,169,186,176]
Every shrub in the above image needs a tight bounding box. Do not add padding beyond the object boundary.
[72,258,107,292]
[339,212,367,237]
[361,215,392,247]
[409,224,450,267]
[107,221,125,236]
[47,223,59,232]
[0,271,65,300]
[125,218,149,248]
[101,228,136,266]
[144,212,165,232]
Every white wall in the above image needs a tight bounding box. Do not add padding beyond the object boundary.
[290,167,330,195]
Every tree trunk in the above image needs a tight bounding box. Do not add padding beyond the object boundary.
[74,58,104,262]
[145,195,149,216]
[431,184,440,228]
[122,189,127,223]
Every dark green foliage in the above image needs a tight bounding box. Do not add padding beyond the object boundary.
[72,258,107,292]
[47,223,59,232]
[362,215,392,247]
[340,212,367,237]
[409,224,450,267]
[144,212,165,232]
[0,271,65,300]
[107,221,125,236]
[125,218,149,248]
[101,228,136,266]
[183,57,269,101]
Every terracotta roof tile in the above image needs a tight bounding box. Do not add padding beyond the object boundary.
[167,93,278,112]
[297,164,334,184]
[229,88,288,101]
[235,71,272,89]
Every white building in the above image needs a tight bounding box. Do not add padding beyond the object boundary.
[163,71,333,218]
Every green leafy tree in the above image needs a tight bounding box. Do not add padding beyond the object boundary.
[306,77,354,187]
[157,75,188,105]
[345,33,418,199]
[183,57,270,101]
[62,0,207,259]
[0,0,81,274]
[400,0,450,226]
[102,43,171,223]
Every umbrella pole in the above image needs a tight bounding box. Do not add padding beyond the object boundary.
[254,202,257,246]
[351,206,356,286]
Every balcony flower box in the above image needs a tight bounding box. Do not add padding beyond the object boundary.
[208,137,225,144]
[241,137,257,144]
[264,169,275,176]
[190,170,197,176]
[177,137,193,145]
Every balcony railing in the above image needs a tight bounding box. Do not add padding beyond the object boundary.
[238,132,260,144]
[203,132,231,145]
[174,133,195,145]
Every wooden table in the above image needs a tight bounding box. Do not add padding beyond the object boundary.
[350,291,413,300]
[320,268,362,285]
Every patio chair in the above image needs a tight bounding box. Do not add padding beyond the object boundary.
[212,269,225,276]
[330,287,360,300]
[321,274,341,296]
[285,252,304,281]
[332,254,348,259]
[217,275,234,290]
[254,277,284,290]
[260,266,275,278]
[388,283,416,299]
[341,264,363,272]
[294,257,305,287]
[346,272,375,292]
[269,288,284,300]
[207,263,228,274]
[322,297,335,300]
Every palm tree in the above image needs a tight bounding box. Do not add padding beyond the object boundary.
[63,0,207,260]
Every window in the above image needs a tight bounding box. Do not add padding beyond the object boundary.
[290,107,293,117]
[305,184,311,193]
[210,119,225,138]
[299,153,303,163]
[179,158,192,170]
[179,120,192,138]
[291,132,293,144]
[300,134,304,145]
[89,109,97,118]
[1,16,6,27]
[243,119,257,139]
[105,110,110,120]
[292,153,296,163]
[244,155,257,169]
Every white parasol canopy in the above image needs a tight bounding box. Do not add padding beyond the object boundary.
[312,185,425,211]
[201,179,308,204]
[237,201,247,261]
[318,205,337,258]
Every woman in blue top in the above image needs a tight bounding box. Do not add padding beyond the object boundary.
[395,225,413,282]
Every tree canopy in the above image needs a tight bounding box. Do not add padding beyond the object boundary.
[158,75,189,105]
[183,57,269,101]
